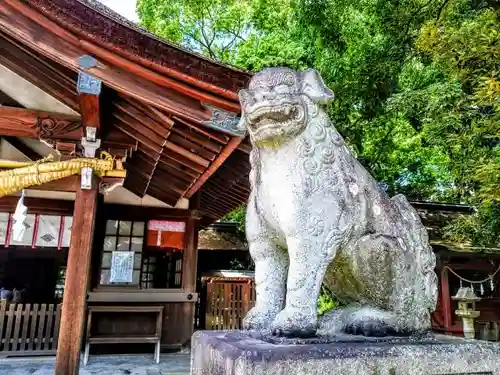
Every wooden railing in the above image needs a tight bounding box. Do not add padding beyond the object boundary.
[0,302,61,356]
[204,281,255,330]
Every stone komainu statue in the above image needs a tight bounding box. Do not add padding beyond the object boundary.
[237,67,438,338]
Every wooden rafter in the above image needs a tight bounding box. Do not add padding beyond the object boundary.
[202,184,249,204]
[142,145,164,197]
[172,115,230,144]
[150,169,189,194]
[0,32,79,111]
[204,183,249,201]
[197,148,252,221]
[146,184,178,206]
[103,129,138,149]
[205,178,250,197]
[183,136,244,198]
[155,162,194,184]
[80,40,241,112]
[114,119,163,154]
[238,140,252,154]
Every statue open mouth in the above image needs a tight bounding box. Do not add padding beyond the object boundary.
[246,103,306,137]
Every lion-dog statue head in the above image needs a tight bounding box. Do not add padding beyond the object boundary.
[237,68,334,147]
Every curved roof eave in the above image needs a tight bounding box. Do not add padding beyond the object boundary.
[24,0,253,99]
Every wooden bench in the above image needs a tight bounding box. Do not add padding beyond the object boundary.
[83,305,163,366]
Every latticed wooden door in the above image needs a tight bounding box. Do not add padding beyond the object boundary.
[205,280,255,330]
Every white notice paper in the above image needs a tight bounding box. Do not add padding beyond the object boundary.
[110,251,134,283]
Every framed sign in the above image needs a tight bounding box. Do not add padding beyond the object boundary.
[147,220,186,250]
[109,251,134,283]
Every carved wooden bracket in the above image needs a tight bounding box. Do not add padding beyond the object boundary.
[202,104,245,137]
[34,116,82,139]
[0,106,83,140]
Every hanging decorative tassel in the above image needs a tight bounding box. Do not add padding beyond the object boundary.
[460,279,463,288]
[480,283,485,296]
[491,277,495,291]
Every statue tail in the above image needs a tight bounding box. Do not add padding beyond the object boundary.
[391,194,439,328]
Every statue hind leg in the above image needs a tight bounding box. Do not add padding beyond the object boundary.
[319,233,432,337]
[318,305,406,337]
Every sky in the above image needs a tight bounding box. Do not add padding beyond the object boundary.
[98,0,139,22]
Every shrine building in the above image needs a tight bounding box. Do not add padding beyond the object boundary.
[0,1,251,374]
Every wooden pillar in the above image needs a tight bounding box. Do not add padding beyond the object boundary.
[182,216,200,292]
[55,56,102,374]
[55,179,98,375]
[183,194,201,292]
[181,212,200,340]
[441,266,453,334]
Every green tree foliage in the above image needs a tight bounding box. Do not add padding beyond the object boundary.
[137,0,499,247]
[137,0,251,61]
[415,7,499,200]
[222,205,246,236]
[410,5,500,247]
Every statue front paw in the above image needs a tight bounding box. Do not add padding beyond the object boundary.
[270,308,317,338]
[243,306,280,331]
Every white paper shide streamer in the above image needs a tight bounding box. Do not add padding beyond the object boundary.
[12,190,28,242]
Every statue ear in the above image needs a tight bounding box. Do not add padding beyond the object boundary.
[238,88,252,106]
[237,113,249,132]
[237,89,252,131]
[300,69,334,105]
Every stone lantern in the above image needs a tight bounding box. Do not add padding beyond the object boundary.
[452,286,481,339]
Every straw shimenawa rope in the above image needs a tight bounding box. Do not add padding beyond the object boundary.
[445,265,500,284]
[0,151,126,197]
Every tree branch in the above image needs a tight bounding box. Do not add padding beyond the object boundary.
[220,26,247,42]
[437,0,451,20]
[198,16,218,59]
[185,30,217,59]
[222,35,239,51]
[413,0,436,17]
[220,18,246,53]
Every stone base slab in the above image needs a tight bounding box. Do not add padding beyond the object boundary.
[191,330,500,375]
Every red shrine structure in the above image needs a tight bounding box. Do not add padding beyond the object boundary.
[0,1,251,374]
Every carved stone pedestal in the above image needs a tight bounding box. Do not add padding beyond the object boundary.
[191,330,500,375]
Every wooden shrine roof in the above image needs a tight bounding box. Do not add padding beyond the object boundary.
[0,0,253,224]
